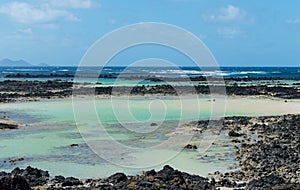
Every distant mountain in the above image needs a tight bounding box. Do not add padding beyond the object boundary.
[0,59,51,67]
[0,59,33,67]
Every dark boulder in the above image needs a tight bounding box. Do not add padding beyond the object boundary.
[184,144,198,150]
[144,169,156,176]
[51,175,65,183]
[0,175,31,190]
[228,130,244,137]
[150,123,157,126]
[11,166,49,186]
[107,172,127,184]
[61,177,82,187]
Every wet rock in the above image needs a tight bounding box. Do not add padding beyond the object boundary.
[70,144,79,148]
[184,144,198,150]
[228,130,244,137]
[0,123,19,130]
[9,157,24,164]
[150,122,157,126]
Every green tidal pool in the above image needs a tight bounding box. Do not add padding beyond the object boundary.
[0,96,299,178]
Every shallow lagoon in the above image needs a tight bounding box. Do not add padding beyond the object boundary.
[0,96,299,178]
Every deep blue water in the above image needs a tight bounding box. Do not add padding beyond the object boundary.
[0,66,299,80]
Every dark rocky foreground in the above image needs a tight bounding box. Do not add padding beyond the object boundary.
[0,165,217,190]
[0,79,299,102]
[1,114,299,189]
[193,114,300,189]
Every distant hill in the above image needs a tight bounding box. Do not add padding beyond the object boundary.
[0,59,33,67]
[0,59,51,67]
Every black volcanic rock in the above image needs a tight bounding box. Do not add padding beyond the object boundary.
[11,166,49,186]
[106,172,127,184]
[246,174,286,189]
[0,174,31,190]
[61,177,82,187]
[0,123,19,130]
[228,130,244,137]
[184,144,198,150]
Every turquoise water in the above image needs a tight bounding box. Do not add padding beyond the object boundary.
[0,96,299,178]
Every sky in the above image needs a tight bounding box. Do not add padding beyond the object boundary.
[0,0,299,67]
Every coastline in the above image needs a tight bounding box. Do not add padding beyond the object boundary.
[0,79,299,103]
[0,79,299,189]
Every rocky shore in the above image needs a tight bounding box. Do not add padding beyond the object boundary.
[0,80,73,103]
[222,114,300,189]
[0,112,20,130]
[187,114,300,189]
[0,165,218,190]
[4,72,300,82]
[0,114,299,189]
[0,79,299,102]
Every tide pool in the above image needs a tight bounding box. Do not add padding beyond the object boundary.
[0,96,299,178]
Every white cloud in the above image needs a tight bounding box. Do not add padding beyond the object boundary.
[217,27,243,38]
[48,0,99,9]
[286,18,300,24]
[204,5,247,22]
[0,1,89,24]
[17,28,33,35]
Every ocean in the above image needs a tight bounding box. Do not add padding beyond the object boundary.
[0,66,299,81]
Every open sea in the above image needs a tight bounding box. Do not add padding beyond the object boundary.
[0,66,299,81]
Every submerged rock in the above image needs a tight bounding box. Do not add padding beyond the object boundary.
[9,157,24,164]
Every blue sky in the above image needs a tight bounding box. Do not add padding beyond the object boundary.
[0,0,299,66]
